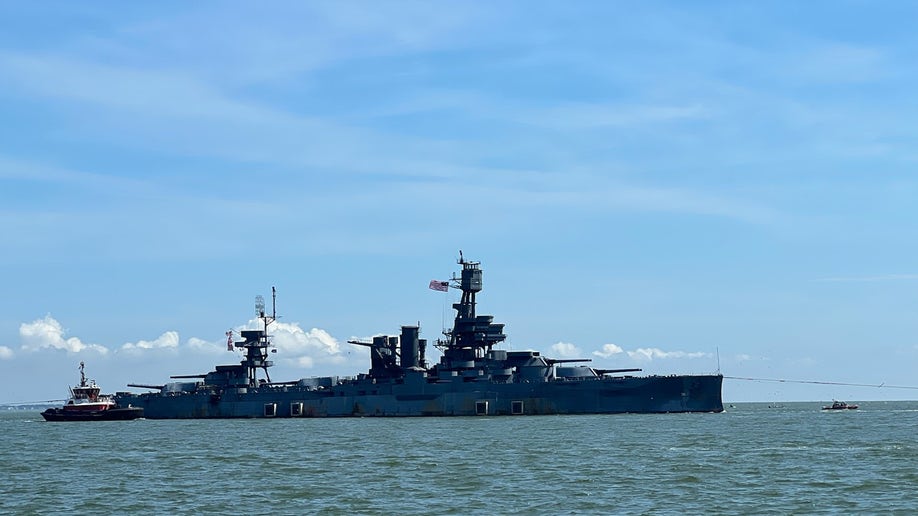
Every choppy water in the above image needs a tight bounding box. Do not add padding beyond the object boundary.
[2,401,917,515]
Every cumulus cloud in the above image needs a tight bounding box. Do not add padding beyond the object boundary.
[187,336,228,354]
[121,331,180,351]
[0,346,13,359]
[19,315,109,354]
[551,341,582,358]
[593,343,624,358]
[239,319,345,368]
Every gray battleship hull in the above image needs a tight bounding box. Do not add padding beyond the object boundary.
[115,373,723,419]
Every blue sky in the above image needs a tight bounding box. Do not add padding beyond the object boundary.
[2,1,917,404]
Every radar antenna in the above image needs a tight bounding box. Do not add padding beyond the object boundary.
[255,295,266,318]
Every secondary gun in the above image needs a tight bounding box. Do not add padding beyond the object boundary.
[594,368,643,375]
[546,358,593,365]
[127,383,165,390]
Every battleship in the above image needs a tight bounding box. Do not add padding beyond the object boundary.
[115,257,724,418]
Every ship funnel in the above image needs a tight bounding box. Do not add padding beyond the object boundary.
[400,326,420,369]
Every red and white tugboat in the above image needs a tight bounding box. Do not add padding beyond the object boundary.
[41,362,143,421]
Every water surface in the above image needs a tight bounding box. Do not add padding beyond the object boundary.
[2,401,916,514]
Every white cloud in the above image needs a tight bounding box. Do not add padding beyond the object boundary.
[627,347,708,362]
[19,315,109,354]
[272,322,341,354]
[733,354,770,363]
[187,337,228,354]
[294,356,315,368]
[0,346,13,359]
[593,343,624,358]
[551,341,582,358]
[592,343,708,362]
[121,331,180,351]
[240,319,345,369]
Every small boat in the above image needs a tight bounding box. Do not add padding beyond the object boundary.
[41,362,143,422]
[822,400,858,411]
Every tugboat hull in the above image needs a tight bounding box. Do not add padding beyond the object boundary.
[41,407,144,422]
[43,361,144,422]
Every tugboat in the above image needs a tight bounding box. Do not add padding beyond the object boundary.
[41,362,143,421]
[115,255,724,418]
[822,400,859,411]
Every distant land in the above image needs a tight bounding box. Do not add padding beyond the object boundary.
[2,404,55,411]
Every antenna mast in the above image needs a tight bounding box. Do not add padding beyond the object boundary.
[238,288,278,386]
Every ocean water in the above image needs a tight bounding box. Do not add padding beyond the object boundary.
[2,401,917,515]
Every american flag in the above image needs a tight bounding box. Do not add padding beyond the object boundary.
[429,279,449,292]
[226,330,234,351]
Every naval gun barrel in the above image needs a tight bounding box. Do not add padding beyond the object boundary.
[169,374,207,379]
[347,339,374,347]
[595,368,643,375]
[127,383,165,390]
[545,358,593,365]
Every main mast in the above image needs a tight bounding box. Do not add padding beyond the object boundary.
[439,254,506,366]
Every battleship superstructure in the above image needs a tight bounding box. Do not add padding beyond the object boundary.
[115,257,723,418]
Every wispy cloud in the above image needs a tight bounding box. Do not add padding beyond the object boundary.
[782,41,891,85]
[816,274,918,282]
[0,22,785,233]
[592,343,709,362]
[109,2,483,85]
[0,346,13,360]
[0,52,273,121]
[519,102,710,130]
[627,348,709,362]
